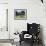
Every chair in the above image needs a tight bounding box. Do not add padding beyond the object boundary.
[19,23,40,46]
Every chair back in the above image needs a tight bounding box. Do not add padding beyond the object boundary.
[27,23,40,35]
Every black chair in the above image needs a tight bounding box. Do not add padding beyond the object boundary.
[19,23,40,46]
[27,23,40,43]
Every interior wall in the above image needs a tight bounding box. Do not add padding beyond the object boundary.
[0,0,8,3]
[8,0,46,45]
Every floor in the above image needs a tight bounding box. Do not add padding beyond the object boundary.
[19,41,43,46]
[0,41,43,46]
[0,43,14,46]
[0,39,43,46]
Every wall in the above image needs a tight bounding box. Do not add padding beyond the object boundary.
[0,0,46,46]
[8,0,42,36]
[8,0,46,45]
[0,0,8,3]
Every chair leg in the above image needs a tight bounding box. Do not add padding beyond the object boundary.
[20,41,21,45]
[30,38,34,46]
[30,41,34,46]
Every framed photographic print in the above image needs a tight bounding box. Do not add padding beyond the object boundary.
[14,9,27,20]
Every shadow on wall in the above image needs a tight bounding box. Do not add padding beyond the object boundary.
[40,25,45,46]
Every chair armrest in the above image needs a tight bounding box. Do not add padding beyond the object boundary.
[19,31,27,41]
[22,31,28,35]
[19,34,24,41]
